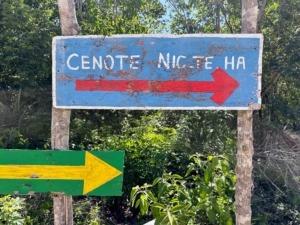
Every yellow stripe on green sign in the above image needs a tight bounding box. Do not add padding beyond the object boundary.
[0,150,124,196]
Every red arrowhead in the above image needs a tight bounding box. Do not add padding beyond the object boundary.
[75,68,239,105]
[209,68,240,105]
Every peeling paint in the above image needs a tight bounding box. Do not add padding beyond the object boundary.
[57,74,72,82]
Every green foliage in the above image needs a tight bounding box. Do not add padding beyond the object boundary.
[0,90,30,149]
[70,111,178,222]
[79,111,177,193]
[0,90,26,131]
[77,0,166,35]
[252,176,300,224]
[0,128,27,149]
[171,111,237,156]
[167,0,241,34]
[131,154,236,224]
[0,195,26,225]
[69,109,237,222]
[258,0,300,129]
[0,0,58,148]
[23,193,53,225]
[0,194,53,225]
[74,198,103,225]
[0,0,59,89]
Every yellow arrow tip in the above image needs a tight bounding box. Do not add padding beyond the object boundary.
[83,152,122,195]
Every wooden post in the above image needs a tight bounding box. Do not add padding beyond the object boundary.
[51,108,73,225]
[235,1,258,225]
[52,0,79,224]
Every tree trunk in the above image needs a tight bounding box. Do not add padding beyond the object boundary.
[236,111,254,225]
[57,0,80,36]
[241,1,258,33]
[236,1,258,225]
[52,1,80,224]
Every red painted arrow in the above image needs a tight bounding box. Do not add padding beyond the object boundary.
[75,68,239,105]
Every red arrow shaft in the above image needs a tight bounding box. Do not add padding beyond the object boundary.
[74,68,239,105]
[76,80,218,93]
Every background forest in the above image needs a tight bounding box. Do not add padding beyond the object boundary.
[1,0,300,224]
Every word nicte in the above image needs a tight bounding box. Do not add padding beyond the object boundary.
[66,52,246,71]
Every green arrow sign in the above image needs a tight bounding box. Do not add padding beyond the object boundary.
[0,150,124,196]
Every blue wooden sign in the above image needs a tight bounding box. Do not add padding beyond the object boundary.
[53,34,263,110]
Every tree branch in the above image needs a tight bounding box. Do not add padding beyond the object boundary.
[256,0,268,32]
[261,71,281,97]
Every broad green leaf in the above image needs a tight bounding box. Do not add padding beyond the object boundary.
[185,211,196,216]
[212,157,218,169]
[221,161,229,175]
[151,206,161,218]
[130,187,138,206]
[204,163,212,183]
[169,198,179,204]
[225,217,233,225]
[185,166,194,177]
[207,155,214,161]
[151,202,165,209]
[140,194,149,215]
[146,190,157,201]
[206,208,216,223]
[200,187,207,198]
[158,182,168,199]
[155,213,169,225]
[135,199,141,208]
[231,175,236,183]
[171,204,186,213]
[169,184,179,190]
[152,177,162,186]
[169,174,183,179]
[177,214,190,224]
[167,209,176,225]
[204,168,209,183]
[217,179,223,195]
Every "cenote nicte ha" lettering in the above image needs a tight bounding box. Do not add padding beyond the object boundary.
[66,53,246,71]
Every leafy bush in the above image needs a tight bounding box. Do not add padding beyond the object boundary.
[23,193,53,225]
[70,111,178,222]
[252,176,300,225]
[0,195,25,225]
[74,198,102,225]
[131,153,236,225]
